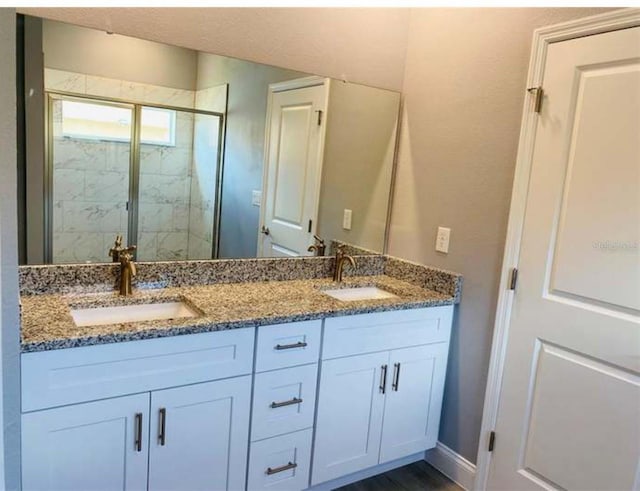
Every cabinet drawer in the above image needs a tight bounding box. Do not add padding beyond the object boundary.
[252,364,317,441]
[322,306,453,359]
[248,429,312,491]
[22,328,255,412]
[256,320,321,372]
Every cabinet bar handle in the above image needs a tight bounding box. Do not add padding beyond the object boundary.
[134,413,143,452]
[266,461,298,475]
[392,363,401,391]
[380,364,388,394]
[270,397,303,409]
[275,341,307,350]
[158,408,166,446]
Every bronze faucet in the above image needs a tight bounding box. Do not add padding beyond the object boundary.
[118,244,137,296]
[307,235,326,256]
[108,235,125,262]
[333,244,356,282]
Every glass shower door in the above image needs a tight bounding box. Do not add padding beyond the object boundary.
[136,107,222,261]
[49,96,133,263]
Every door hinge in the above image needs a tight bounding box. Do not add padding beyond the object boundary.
[509,267,518,291]
[315,110,323,126]
[308,220,313,233]
[527,87,544,113]
[488,431,496,452]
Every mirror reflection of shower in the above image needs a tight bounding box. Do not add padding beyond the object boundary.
[48,91,225,264]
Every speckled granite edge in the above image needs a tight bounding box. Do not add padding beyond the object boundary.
[19,255,386,296]
[384,256,463,303]
[329,240,382,256]
[20,276,455,353]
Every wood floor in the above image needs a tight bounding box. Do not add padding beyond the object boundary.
[334,461,462,491]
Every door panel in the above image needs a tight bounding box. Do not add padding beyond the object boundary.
[311,351,388,485]
[22,393,149,491]
[489,27,640,490]
[379,343,449,463]
[260,82,327,257]
[148,376,251,491]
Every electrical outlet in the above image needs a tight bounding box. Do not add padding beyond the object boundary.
[435,227,451,253]
[251,190,262,207]
[343,209,353,230]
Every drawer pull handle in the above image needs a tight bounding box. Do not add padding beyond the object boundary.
[380,364,388,394]
[275,341,308,350]
[134,412,143,452]
[392,363,401,391]
[158,408,167,446]
[270,397,303,409]
[266,461,298,475]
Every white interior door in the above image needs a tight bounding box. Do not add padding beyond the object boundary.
[259,82,327,257]
[488,27,640,490]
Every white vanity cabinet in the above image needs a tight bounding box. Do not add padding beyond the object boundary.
[248,320,321,491]
[21,328,255,491]
[21,305,454,491]
[311,306,453,486]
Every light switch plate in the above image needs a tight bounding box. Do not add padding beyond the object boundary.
[435,227,451,253]
[252,190,262,207]
[343,209,353,230]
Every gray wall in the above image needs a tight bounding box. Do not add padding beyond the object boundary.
[196,52,307,258]
[43,18,198,90]
[388,7,614,463]
[317,81,399,252]
[0,9,21,489]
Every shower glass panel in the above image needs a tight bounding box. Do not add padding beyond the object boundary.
[50,96,133,263]
[137,107,222,261]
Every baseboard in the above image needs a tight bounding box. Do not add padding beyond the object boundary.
[424,441,476,490]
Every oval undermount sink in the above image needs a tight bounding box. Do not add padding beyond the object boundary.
[322,286,398,302]
[70,301,200,327]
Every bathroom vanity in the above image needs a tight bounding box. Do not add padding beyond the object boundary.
[18,255,461,491]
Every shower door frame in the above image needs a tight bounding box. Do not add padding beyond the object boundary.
[45,90,226,263]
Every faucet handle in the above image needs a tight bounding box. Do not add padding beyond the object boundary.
[108,235,124,262]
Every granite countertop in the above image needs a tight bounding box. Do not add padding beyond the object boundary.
[20,275,455,353]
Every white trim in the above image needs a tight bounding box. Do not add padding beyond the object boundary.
[474,8,640,491]
[268,75,326,93]
[257,76,330,257]
[425,442,476,491]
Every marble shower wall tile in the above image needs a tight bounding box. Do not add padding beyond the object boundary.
[45,69,196,110]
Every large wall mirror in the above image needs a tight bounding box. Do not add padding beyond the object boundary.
[17,15,401,265]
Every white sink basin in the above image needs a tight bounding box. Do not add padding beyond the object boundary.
[322,286,397,302]
[71,301,200,327]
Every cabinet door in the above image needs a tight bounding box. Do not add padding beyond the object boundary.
[311,351,389,486]
[379,343,450,463]
[148,376,251,491]
[22,393,150,491]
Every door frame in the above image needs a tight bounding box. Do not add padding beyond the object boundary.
[257,75,330,257]
[474,8,640,490]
